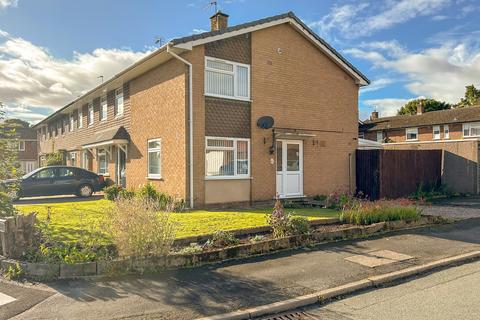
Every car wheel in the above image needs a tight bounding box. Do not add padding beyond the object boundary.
[78,184,93,198]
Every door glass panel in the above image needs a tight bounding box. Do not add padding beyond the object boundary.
[34,168,56,179]
[58,168,74,177]
[276,141,283,171]
[287,144,300,171]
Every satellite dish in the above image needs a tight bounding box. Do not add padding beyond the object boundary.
[257,116,274,129]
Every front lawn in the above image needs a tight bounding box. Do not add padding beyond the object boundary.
[15,200,338,244]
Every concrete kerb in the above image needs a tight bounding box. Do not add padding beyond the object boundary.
[196,250,480,320]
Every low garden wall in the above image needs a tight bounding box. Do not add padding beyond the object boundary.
[0,215,444,281]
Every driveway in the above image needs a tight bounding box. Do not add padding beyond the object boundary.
[13,194,103,205]
[421,196,480,220]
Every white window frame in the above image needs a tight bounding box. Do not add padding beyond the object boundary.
[406,127,419,141]
[376,131,383,143]
[18,140,25,151]
[70,152,77,167]
[115,88,124,117]
[205,136,250,180]
[463,122,480,138]
[100,96,108,121]
[97,149,108,175]
[70,113,75,132]
[204,56,251,101]
[444,124,450,139]
[147,138,162,179]
[88,103,94,127]
[78,108,83,129]
[81,151,89,169]
[433,125,441,140]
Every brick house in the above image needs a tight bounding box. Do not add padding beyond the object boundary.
[0,122,38,174]
[33,11,369,207]
[360,104,480,193]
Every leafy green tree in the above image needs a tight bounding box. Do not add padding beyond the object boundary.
[4,118,30,128]
[45,152,64,166]
[397,98,452,115]
[457,85,480,108]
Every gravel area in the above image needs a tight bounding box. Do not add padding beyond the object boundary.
[421,205,480,220]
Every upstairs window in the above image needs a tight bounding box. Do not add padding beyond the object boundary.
[70,113,75,132]
[463,123,480,137]
[88,103,94,126]
[376,131,383,143]
[205,137,250,178]
[406,128,418,141]
[78,108,83,129]
[433,125,440,140]
[444,125,450,139]
[18,140,25,151]
[100,96,108,121]
[205,57,250,100]
[115,88,124,117]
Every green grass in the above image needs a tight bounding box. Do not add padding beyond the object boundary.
[15,200,338,244]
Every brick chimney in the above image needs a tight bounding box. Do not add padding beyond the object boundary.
[210,11,229,31]
[370,111,379,120]
[417,101,425,115]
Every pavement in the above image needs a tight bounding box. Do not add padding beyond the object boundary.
[300,260,480,320]
[1,217,477,320]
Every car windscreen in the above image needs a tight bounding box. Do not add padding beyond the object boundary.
[22,167,43,179]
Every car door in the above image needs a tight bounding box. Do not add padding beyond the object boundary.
[22,167,58,197]
[53,167,79,195]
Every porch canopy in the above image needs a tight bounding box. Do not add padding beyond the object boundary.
[82,126,130,158]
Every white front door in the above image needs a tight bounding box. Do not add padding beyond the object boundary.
[276,140,303,198]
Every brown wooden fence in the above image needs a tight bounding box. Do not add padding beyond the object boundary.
[356,149,442,200]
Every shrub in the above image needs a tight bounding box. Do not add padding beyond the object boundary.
[4,262,23,280]
[207,230,239,248]
[45,152,64,166]
[325,192,357,210]
[0,191,17,218]
[289,216,310,235]
[267,199,291,238]
[177,243,203,255]
[105,197,175,258]
[339,199,421,225]
[118,188,136,200]
[250,235,266,243]
[138,183,159,202]
[104,185,122,201]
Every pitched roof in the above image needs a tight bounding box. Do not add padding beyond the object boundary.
[361,106,480,131]
[34,11,369,129]
[172,11,370,85]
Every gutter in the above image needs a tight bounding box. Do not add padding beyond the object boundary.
[167,44,194,209]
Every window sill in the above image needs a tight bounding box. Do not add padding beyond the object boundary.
[204,94,252,102]
[405,139,418,142]
[205,176,252,181]
[147,176,163,181]
[115,114,124,119]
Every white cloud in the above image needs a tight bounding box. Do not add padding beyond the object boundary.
[0,30,150,123]
[361,97,423,119]
[360,78,396,94]
[348,39,480,104]
[0,0,17,9]
[312,0,452,39]
[192,28,208,34]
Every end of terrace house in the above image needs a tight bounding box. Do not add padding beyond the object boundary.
[33,11,370,208]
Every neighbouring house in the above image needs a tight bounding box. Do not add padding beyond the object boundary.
[33,11,369,207]
[360,104,480,194]
[0,120,38,174]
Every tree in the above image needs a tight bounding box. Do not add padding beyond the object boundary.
[4,118,30,128]
[457,85,480,108]
[397,98,452,115]
[0,102,19,180]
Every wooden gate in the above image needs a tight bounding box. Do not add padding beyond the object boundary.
[356,149,442,200]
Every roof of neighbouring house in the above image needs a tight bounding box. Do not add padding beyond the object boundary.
[361,105,480,132]
[34,11,369,129]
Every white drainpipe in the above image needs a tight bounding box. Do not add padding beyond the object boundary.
[167,44,194,209]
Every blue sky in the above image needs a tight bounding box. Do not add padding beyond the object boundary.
[0,0,479,122]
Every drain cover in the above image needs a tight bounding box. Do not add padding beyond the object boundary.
[257,311,320,320]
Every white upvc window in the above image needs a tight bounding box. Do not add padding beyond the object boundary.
[81,151,89,169]
[88,103,94,126]
[205,57,250,101]
[205,137,250,179]
[18,140,25,151]
[463,122,480,137]
[147,139,162,179]
[70,113,75,132]
[115,88,124,117]
[433,125,441,140]
[444,125,450,139]
[376,131,383,143]
[406,127,418,141]
[98,149,108,175]
[78,108,83,129]
[100,96,108,121]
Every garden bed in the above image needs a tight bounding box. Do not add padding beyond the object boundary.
[0,215,445,280]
